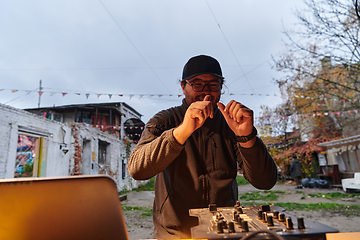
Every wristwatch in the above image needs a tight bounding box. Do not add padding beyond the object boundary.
[236,127,257,143]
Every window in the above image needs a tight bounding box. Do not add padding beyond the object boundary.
[122,159,126,179]
[53,113,63,122]
[98,140,109,165]
[15,134,47,178]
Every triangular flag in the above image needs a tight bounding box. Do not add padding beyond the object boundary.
[11,90,18,93]
[86,93,90,99]
[129,95,134,99]
[97,94,101,98]
[108,94,112,99]
[119,94,123,97]
[38,91,43,97]
[75,92,81,95]
[139,95,144,99]
[50,92,56,96]
[62,92,68,97]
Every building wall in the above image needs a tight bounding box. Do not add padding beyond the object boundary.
[0,103,71,179]
[68,123,145,191]
[0,103,146,192]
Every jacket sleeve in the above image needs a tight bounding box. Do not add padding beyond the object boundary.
[127,114,184,180]
[238,137,277,190]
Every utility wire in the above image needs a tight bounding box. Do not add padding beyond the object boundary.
[4,88,38,105]
[228,52,282,85]
[98,0,171,93]
[205,0,261,104]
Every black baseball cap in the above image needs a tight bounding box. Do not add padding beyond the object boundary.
[182,55,224,80]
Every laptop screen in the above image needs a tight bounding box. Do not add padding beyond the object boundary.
[0,175,129,240]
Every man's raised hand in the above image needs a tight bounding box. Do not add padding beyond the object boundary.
[217,100,256,147]
[173,95,214,144]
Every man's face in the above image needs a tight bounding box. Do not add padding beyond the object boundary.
[181,74,222,106]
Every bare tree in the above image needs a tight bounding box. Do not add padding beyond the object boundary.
[274,0,360,136]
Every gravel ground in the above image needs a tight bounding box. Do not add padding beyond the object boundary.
[121,181,360,239]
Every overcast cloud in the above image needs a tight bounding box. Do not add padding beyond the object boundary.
[0,0,305,123]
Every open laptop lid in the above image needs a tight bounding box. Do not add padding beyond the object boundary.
[0,175,129,240]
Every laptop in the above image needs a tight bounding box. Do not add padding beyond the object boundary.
[0,175,129,240]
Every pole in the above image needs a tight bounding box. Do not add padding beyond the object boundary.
[38,79,42,108]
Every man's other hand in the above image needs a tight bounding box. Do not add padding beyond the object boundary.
[217,100,256,147]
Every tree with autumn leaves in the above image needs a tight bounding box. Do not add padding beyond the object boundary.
[260,0,360,178]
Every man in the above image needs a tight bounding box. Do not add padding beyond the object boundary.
[128,55,277,239]
[290,155,302,189]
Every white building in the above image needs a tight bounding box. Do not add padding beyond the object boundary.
[0,103,146,192]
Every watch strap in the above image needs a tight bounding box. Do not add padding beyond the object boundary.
[236,127,257,143]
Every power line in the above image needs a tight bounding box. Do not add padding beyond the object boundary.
[227,52,282,85]
[98,0,171,93]
[3,88,38,105]
[205,0,261,105]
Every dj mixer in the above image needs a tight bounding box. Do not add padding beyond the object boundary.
[190,202,338,240]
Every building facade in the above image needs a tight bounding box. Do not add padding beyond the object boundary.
[0,103,146,192]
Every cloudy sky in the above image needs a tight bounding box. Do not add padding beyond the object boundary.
[0,0,306,123]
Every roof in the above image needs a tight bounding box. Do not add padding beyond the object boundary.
[318,135,360,148]
[24,102,142,117]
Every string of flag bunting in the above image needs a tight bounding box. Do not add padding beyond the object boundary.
[0,88,278,98]
[3,88,359,122]
[256,109,360,121]
[90,125,144,130]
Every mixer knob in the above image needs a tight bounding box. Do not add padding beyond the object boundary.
[222,220,228,229]
[237,217,242,226]
[257,210,263,220]
[232,211,237,221]
[279,213,285,222]
[267,215,274,227]
[209,204,217,212]
[286,217,294,230]
[262,212,267,223]
[234,214,239,222]
[217,220,224,233]
[273,210,279,219]
[297,217,306,229]
[261,204,270,212]
[242,221,249,232]
[228,222,235,233]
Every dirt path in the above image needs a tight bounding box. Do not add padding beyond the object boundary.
[121,182,360,239]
